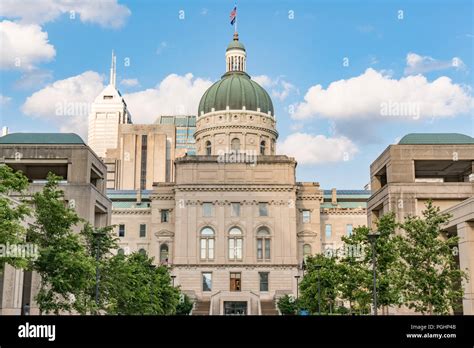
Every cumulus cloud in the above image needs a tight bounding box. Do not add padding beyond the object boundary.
[124,73,213,123]
[120,78,140,87]
[252,75,297,101]
[405,52,465,75]
[292,68,473,121]
[278,133,358,164]
[14,70,53,90]
[0,0,131,28]
[0,20,56,70]
[21,71,105,137]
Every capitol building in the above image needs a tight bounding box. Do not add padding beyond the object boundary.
[1,32,472,316]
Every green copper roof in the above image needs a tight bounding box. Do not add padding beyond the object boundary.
[198,72,274,116]
[399,133,474,145]
[0,133,85,144]
[226,40,245,52]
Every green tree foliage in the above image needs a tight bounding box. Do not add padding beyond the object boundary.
[176,293,194,315]
[102,252,180,315]
[28,173,95,314]
[0,165,31,270]
[276,294,299,315]
[399,201,467,314]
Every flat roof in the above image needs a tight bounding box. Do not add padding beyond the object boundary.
[0,133,85,145]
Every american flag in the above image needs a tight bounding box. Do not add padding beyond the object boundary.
[230,6,237,25]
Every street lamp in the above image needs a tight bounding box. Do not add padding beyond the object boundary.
[315,264,322,315]
[92,230,105,309]
[171,275,176,287]
[368,231,381,316]
[294,275,301,300]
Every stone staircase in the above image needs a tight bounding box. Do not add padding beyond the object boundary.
[260,300,279,315]
[192,300,210,315]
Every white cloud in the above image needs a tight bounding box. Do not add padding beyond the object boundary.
[120,78,140,87]
[156,41,168,55]
[21,71,105,137]
[0,94,12,105]
[0,20,56,70]
[0,0,131,28]
[405,52,465,75]
[293,68,473,120]
[124,73,213,124]
[14,70,53,89]
[278,133,358,164]
[252,75,296,101]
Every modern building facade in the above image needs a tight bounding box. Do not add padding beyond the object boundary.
[0,132,112,314]
[367,133,474,314]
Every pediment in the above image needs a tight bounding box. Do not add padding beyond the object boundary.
[155,229,175,237]
[297,230,318,237]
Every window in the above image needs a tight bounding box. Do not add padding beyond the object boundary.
[259,272,269,292]
[259,203,268,217]
[160,244,169,263]
[302,210,311,223]
[161,209,170,223]
[303,244,312,259]
[325,224,332,239]
[202,272,212,292]
[202,203,213,217]
[346,224,353,236]
[260,141,266,155]
[231,203,240,217]
[138,248,147,255]
[140,135,147,190]
[200,227,215,260]
[205,140,212,155]
[118,224,125,237]
[117,248,124,255]
[257,227,271,260]
[139,224,146,237]
[230,272,241,291]
[231,138,240,152]
[228,227,243,261]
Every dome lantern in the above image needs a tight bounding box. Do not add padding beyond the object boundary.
[225,32,246,73]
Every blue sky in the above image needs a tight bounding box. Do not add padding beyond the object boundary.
[0,0,473,189]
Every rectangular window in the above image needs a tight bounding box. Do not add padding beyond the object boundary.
[259,203,268,216]
[264,239,271,259]
[202,203,213,217]
[140,134,147,190]
[200,239,207,259]
[259,272,269,292]
[202,272,212,292]
[257,239,263,260]
[325,224,332,239]
[118,224,125,237]
[231,202,240,217]
[302,210,311,223]
[139,224,146,237]
[230,272,241,292]
[208,239,214,259]
[161,210,170,223]
[346,224,353,236]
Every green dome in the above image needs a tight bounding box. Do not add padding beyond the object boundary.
[226,40,245,52]
[198,72,274,116]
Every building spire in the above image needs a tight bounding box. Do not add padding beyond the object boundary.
[109,50,116,87]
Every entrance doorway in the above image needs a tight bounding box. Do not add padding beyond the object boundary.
[224,301,247,315]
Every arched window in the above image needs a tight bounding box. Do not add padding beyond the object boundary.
[228,227,243,260]
[205,140,212,155]
[200,227,215,260]
[257,227,271,260]
[160,244,169,263]
[138,248,147,256]
[231,138,240,152]
[260,141,266,155]
[303,244,312,259]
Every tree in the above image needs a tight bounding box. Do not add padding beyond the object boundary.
[176,293,194,315]
[276,294,299,315]
[103,252,179,315]
[399,201,467,314]
[0,165,31,271]
[300,254,340,314]
[28,173,96,314]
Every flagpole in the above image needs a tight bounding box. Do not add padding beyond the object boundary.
[235,4,237,34]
